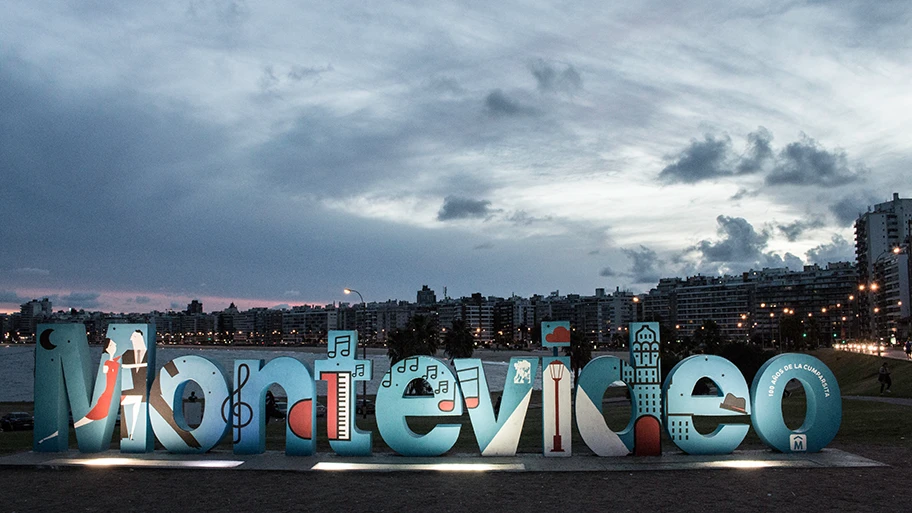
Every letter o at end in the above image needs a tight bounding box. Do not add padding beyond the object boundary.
[750,354,841,453]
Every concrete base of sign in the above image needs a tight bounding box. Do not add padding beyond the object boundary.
[0,448,884,472]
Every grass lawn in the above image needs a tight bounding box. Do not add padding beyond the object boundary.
[811,348,912,397]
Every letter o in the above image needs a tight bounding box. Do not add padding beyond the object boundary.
[750,354,841,453]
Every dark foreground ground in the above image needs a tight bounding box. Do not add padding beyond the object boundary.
[1,443,908,513]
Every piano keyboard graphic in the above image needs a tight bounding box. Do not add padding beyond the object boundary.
[325,372,352,441]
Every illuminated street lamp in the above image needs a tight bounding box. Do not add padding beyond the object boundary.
[344,288,368,419]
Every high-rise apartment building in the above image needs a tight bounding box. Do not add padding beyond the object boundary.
[856,193,912,281]
[855,193,912,339]
[416,285,436,306]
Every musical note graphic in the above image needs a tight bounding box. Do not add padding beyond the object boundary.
[436,380,455,412]
[355,363,366,378]
[396,356,419,373]
[328,334,352,358]
[422,364,438,381]
[221,363,253,444]
[457,366,480,409]
[381,374,392,388]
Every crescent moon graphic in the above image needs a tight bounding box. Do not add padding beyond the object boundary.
[39,328,56,350]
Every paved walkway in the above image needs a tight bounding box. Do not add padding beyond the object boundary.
[0,447,884,472]
[838,346,912,361]
[844,395,912,406]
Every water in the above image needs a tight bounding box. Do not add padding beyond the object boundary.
[0,345,569,402]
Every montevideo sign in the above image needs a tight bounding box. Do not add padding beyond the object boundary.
[33,322,841,457]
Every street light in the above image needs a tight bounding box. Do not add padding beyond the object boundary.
[344,288,368,419]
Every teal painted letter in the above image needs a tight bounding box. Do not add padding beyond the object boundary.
[454,357,537,456]
[375,356,462,456]
[750,353,841,453]
[315,331,373,456]
[231,357,317,456]
[663,355,750,455]
[149,355,230,454]
[34,324,119,452]
[574,356,630,456]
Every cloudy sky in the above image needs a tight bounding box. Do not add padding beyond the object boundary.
[2,1,910,313]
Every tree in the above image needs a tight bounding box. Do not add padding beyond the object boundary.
[563,330,593,390]
[779,315,802,351]
[717,342,776,385]
[387,314,439,365]
[443,318,475,360]
[692,319,726,353]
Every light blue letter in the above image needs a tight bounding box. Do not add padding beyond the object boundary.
[375,356,462,456]
[750,353,841,453]
[663,355,751,455]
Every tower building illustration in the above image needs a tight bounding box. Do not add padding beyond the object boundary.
[623,323,661,455]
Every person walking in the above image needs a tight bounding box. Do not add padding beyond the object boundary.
[878,361,892,394]
[904,340,911,360]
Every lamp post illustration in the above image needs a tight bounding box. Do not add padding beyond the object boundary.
[548,360,565,452]
[344,288,368,419]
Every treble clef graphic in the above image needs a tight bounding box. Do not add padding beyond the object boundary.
[221,363,253,444]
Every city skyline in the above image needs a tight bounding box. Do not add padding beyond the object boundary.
[2,2,911,314]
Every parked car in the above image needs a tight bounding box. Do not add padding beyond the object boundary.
[0,412,34,432]
[356,398,375,415]
[274,399,325,418]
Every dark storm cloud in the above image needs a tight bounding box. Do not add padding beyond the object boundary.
[599,266,616,277]
[484,89,536,116]
[437,196,494,221]
[0,53,246,294]
[0,52,369,300]
[473,242,494,250]
[806,235,855,265]
[765,135,859,186]
[0,291,29,304]
[59,292,102,309]
[254,106,410,193]
[695,216,769,263]
[530,60,582,94]
[730,188,760,201]
[777,217,824,242]
[826,0,912,47]
[661,128,863,193]
[761,252,804,270]
[688,216,805,272]
[507,211,552,226]
[622,246,663,283]
[736,127,774,174]
[829,194,880,226]
[0,53,230,227]
[134,296,152,305]
[658,134,733,183]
